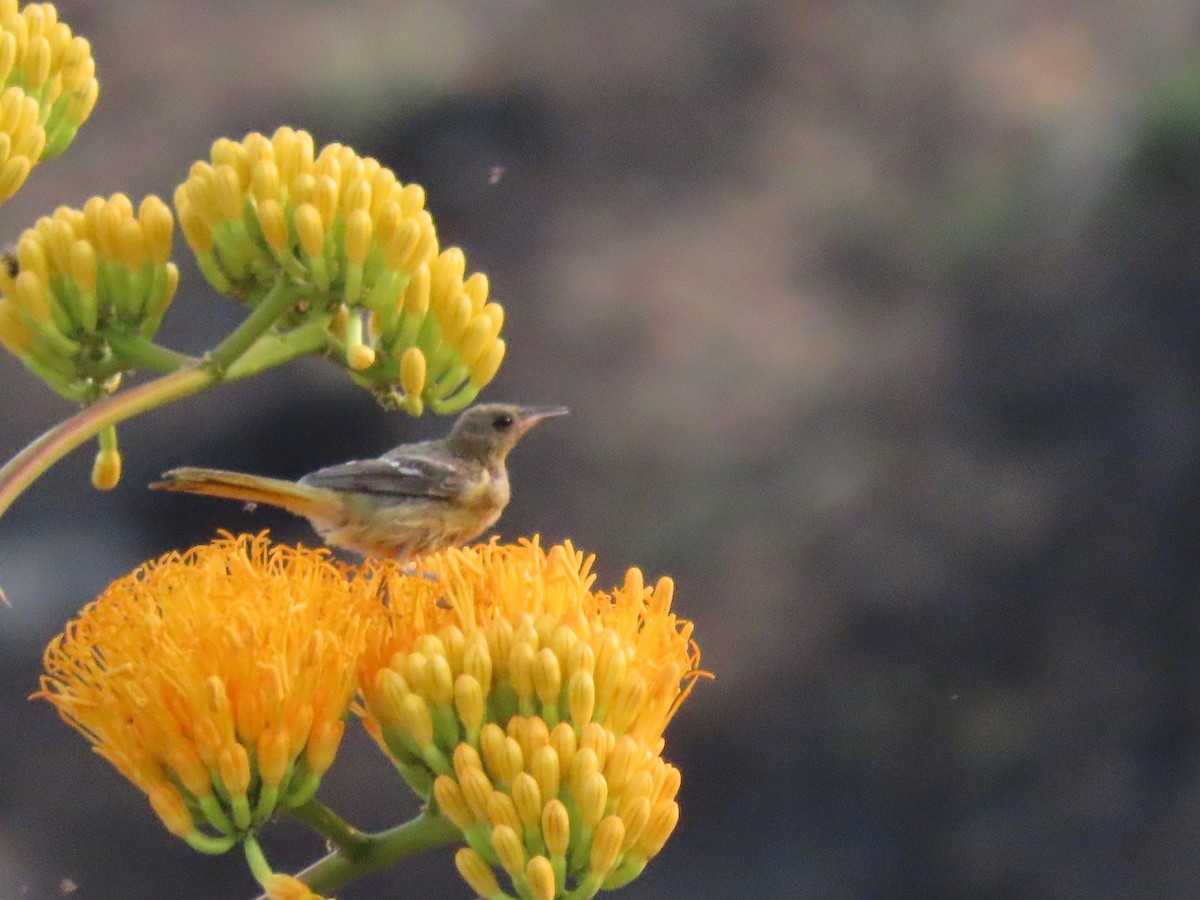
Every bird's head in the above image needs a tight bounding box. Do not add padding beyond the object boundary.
[446,403,569,464]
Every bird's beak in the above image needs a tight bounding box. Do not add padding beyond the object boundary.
[516,405,569,435]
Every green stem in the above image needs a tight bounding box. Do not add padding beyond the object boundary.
[249,810,460,898]
[207,278,303,373]
[287,798,372,853]
[104,332,200,373]
[224,317,334,380]
[186,831,239,856]
[243,835,274,886]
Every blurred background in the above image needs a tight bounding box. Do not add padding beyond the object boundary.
[2,1,1200,898]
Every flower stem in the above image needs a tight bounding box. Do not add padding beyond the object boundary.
[287,798,372,853]
[224,317,334,380]
[104,332,200,372]
[249,810,460,898]
[243,835,274,886]
[207,278,303,373]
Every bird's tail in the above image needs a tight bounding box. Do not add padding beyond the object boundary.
[150,467,333,520]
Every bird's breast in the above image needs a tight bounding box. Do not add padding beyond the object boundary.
[462,465,510,514]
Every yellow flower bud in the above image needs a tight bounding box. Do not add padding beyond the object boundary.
[486,618,515,680]
[343,177,371,213]
[426,652,454,706]
[69,238,96,295]
[452,742,484,780]
[16,232,48,282]
[526,855,557,900]
[346,342,375,371]
[116,217,146,270]
[398,183,425,217]
[453,673,484,733]
[399,345,426,398]
[619,796,651,850]
[167,743,212,800]
[210,137,248,180]
[595,633,627,713]
[368,168,397,217]
[293,202,324,258]
[577,771,608,829]
[463,271,489,312]
[439,291,473,345]
[455,847,501,900]
[0,31,15,82]
[568,670,596,728]
[610,671,648,734]
[433,773,474,829]
[313,175,338,227]
[510,772,543,832]
[459,764,494,823]
[470,338,506,389]
[485,790,521,833]
[533,647,562,710]
[458,315,496,369]
[344,208,372,265]
[13,269,49,321]
[549,722,577,780]
[217,742,252,798]
[0,299,33,354]
[263,873,328,900]
[402,261,431,316]
[491,824,525,878]
[90,447,121,491]
[432,246,466,298]
[258,727,291,788]
[22,34,49,87]
[177,202,214,253]
[590,815,626,876]
[605,734,639,795]
[480,723,508,780]
[481,301,504,334]
[635,801,679,858]
[305,717,345,777]
[139,195,174,264]
[531,744,561,803]
[148,782,194,838]
[0,152,30,202]
[509,639,536,704]
[384,218,421,271]
[254,197,288,252]
[541,797,570,858]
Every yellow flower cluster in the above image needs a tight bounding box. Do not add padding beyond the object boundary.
[173,128,506,414]
[358,539,705,900]
[0,0,98,203]
[36,533,381,854]
[0,193,176,401]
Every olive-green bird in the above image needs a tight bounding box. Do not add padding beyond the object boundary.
[151,403,567,562]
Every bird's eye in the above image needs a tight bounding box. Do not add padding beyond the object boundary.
[492,413,514,430]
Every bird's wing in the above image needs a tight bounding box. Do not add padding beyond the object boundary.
[298,455,471,499]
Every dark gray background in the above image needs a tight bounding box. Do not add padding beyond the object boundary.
[3,2,1200,898]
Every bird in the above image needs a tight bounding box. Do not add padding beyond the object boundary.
[151,403,568,562]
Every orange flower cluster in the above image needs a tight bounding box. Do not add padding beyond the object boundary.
[36,533,380,854]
